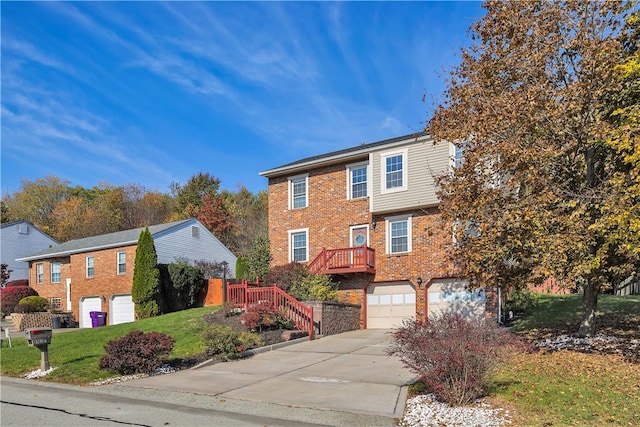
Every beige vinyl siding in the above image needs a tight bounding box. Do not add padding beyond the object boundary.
[371,140,451,213]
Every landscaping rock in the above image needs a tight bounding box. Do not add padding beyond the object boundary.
[281,330,308,341]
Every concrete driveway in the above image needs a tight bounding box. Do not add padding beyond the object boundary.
[112,329,413,425]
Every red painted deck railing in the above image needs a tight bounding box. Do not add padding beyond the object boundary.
[307,247,376,275]
[227,280,314,340]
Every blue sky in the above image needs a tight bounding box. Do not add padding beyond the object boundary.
[1,1,483,195]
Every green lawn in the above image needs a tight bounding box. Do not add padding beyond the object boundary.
[0,306,216,384]
[494,293,640,426]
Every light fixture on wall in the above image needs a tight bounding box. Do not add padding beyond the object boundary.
[102,295,107,302]
[417,277,423,287]
[371,220,377,230]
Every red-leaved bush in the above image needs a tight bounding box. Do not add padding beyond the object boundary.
[0,286,39,315]
[386,311,526,405]
[99,330,175,375]
[241,302,278,331]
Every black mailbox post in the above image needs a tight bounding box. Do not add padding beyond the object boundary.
[24,328,53,371]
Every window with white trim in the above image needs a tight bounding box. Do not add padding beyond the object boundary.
[289,174,308,209]
[36,263,44,284]
[50,262,61,283]
[347,162,368,199]
[289,229,309,262]
[117,251,126,275]
[86,256,94,278]
[381,149,408,193]
[386,215,412,254]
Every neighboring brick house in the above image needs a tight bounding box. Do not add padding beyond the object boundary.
[260,133,497,328]
[17,218,236,327]
[1,220,59,280]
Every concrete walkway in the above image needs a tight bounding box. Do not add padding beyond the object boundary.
[111,329,413,425]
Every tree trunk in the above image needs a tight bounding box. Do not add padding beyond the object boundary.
[577,282,598,337]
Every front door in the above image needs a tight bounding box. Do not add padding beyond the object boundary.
[350,225,369,267]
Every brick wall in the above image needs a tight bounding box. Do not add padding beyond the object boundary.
[30,245,136,323]
[267,161,464,323]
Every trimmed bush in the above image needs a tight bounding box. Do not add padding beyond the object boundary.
[241,302,286,331]
[202,325,262,360]
[386,312,525,406]
[505,289,537,315]
[1,286,38,315]
[18,296,49,312]
[99,330,175,375]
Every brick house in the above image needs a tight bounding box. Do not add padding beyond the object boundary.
[260,133,497,328]
[17,218,236,327]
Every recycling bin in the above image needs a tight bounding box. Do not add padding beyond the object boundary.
[89,311,107,327]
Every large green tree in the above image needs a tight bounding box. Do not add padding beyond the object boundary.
[429,0,639,336]
[132,227,160,318]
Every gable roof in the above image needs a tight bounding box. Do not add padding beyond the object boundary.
[259,132,429,178]
[1,219,60,243]
[16,219,193,262]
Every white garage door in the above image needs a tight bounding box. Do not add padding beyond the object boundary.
[110,294,135,325]
[366,282,416,329]
[428,279,486,320]
[79,296,102,328]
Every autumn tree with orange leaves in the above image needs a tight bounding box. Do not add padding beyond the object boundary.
[430,1,639,337]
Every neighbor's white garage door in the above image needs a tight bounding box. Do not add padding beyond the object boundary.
[79,296,102,328]
[428,279,486,320]
[366,282,416,329]
[110,294,135,325]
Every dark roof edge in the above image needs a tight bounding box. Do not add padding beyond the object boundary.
[259,132,430,178]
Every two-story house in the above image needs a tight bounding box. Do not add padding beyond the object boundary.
[1,220,59,281]
[17,218,236,327]
[260,133,497,329]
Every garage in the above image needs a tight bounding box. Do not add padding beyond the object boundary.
[427,279,485,320]
[79,296,102,328]
[366,281,416,329]
[110,294,135,325]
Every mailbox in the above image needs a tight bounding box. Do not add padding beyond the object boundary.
[25,328,53,346]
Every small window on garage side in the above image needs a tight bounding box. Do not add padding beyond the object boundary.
[117,251,126,275]
[50,297,62,310]
[86,256,94,278]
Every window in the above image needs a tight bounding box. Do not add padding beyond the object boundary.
[386,215,412,254]
[50,297,62,311]
[347,162,368,199]
[86,256,94,278]
[289,229,309,262]
[381,149,408,193]
[50,262,61,283]
[289,174,308,209]
[36,263,44,284]
[117,251,126,275]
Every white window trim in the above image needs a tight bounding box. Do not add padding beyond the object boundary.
[86,256,94,279]
[380,149,408,194]
[385,214,412,254]
[50,262,61,283]
[288,174,309,210]
[346,161,369,200]
[36,263,44,284]
[288,228,309,263]
[117,251,126,275]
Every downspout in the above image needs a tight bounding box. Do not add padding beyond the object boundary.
[66,278,72,312]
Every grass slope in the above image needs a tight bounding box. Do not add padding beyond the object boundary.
[1,307,214,384]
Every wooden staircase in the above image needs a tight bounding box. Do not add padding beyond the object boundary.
[227,280,315,340]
